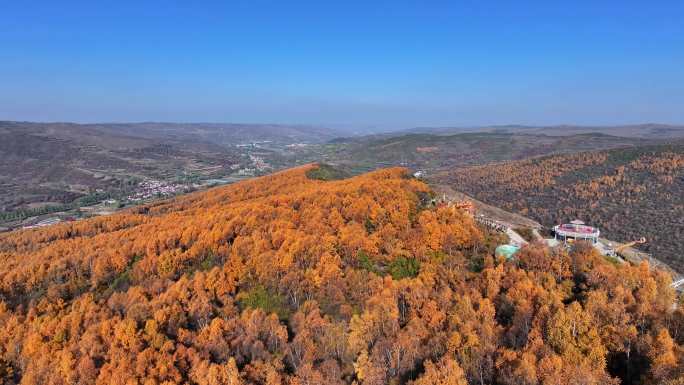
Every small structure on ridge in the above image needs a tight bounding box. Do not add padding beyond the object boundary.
[553,220,600,245]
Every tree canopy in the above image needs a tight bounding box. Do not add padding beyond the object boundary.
[0,164,681,385]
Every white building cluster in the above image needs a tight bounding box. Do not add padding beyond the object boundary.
[127,180,186,202]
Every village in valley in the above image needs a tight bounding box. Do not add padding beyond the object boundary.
[0,143,279,232]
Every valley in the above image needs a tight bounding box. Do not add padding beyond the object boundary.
[3,121,683,278]
[0,121,339,229]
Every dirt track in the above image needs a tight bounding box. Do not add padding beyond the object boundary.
[431,182,542,229]
[432,181,683,288]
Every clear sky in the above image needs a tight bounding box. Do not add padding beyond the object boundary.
[1,0,682,128]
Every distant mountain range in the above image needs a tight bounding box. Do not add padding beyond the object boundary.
[4,121,684,146]
[400,123,684,139]
[323,131,667,173]
[0,121,346,147]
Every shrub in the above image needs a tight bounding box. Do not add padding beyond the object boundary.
[389,257,420,280]
[237,285,289,320]
[305,163,351,181]
[358,250,381,275]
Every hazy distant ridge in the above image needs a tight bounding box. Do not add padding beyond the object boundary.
[401,123,684,139]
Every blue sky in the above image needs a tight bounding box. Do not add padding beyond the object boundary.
[1,0,682,128]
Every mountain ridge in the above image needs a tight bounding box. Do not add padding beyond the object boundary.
[398,123,684,139]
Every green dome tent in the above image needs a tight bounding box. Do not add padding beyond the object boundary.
[495,244,520,260]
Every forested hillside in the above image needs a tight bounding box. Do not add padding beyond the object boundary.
[323,132,652,172]
[0,165,681,385]
[441,145,684,273]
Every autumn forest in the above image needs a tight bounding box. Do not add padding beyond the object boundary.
[442,145,684,273]
[0,165,682,385]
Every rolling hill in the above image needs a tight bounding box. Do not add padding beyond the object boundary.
[0,164,680,384]
[439,145,684,273]
[401,124,684,139]
[4,121,663,220]
[2,121,344,147]
[322,132,657,172]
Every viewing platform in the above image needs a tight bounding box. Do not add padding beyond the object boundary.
[553,220,600,244]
